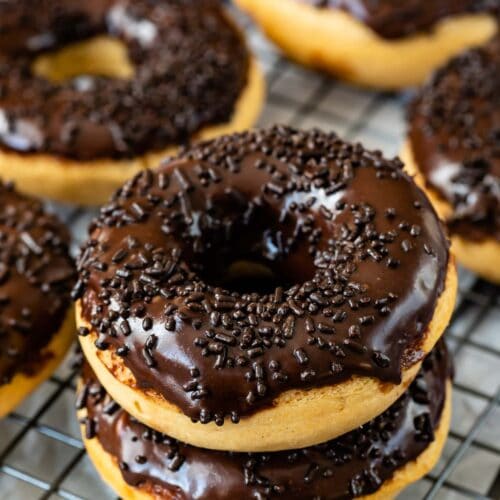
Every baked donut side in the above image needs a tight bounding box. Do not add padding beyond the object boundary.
[77,342,452,500]
[0,0,264,205]
[74,127,456,451]
[404,41,499,283]
[0,180,75,417]
[235,0,497,90]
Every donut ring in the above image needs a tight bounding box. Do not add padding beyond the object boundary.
[78,342,452,499]
[403,41,500,283]
[235,0,497,90]
[75,127,456,452]
[0,0,264,205]
[0,180,75,417]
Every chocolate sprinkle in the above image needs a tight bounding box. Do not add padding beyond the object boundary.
[0,0,249,161]
[409,40,499,242]
[77,126,449,424]
[0,180,75,385]
[304,0,497,39]
[80,340,451,499]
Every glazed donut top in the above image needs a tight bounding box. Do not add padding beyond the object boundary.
[75,127,449,425]
[409,41,499,242]
[0,181,74,385]
[80,341,450,500]
[305,0,497,39]
[0,0,249,161]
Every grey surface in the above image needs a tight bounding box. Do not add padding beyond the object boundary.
[0,9,499,500]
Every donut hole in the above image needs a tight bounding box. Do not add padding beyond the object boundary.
[32,36,134,83]
[186,202,316,295]
[197,255,298,295]
[213,259,288,295]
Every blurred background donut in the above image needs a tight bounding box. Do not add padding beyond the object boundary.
[236,0,498,89]
[0,0,264,205]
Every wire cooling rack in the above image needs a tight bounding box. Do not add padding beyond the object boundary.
[1,7,499,500]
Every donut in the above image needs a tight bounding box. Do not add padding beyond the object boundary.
[0,180,75,417]
[235,0,498,90]
[74,127,456,452]
[78,341,452,500]
[0,0,264,205]
[403,41,500,284]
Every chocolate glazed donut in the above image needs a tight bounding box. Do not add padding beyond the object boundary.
[79,341,451,499]
[75,127,452,433]
[409,40,499,242]
[0,180,75,384]
[0,180,75,418]
[236,0,497,90]
[403,40,499,283]
[0,0,249,161]
[305,0,498,39]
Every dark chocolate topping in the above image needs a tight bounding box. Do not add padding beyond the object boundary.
[409,41,500,242]
[304,0,498,39]
[79,341,450,500]
[0,0,248,161]
[75,126,449,425]
[0,181,75,385]
[0,0,112,55]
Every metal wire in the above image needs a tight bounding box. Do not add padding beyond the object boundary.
[0,12,498,500]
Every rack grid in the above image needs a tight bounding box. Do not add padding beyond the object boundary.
[0,8,499,500]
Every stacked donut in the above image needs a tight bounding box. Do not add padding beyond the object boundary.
[74,127,457,499]
[0,0,264,205]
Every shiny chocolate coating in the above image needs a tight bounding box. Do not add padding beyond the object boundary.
[0,0,248,161]
[0,181,75,385]
[304,0,497,39]
[79,341,450,499]
[409,41,499,242]
[75,127,449,425]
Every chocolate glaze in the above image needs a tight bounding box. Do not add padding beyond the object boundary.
[0,181,75,385]
[304,0,498,39]
[79,341,451,500]
[75,127,449,425]
[409,41,499,242]
[0,0,112,56]
[0,0,248,161]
